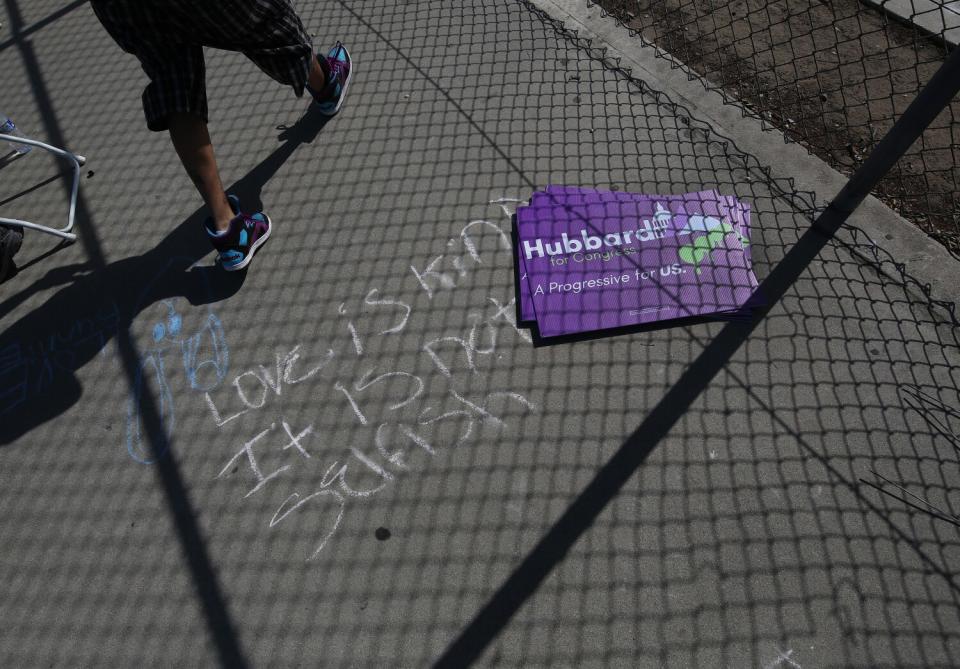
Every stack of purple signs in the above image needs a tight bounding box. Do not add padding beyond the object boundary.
[513,186,761,339]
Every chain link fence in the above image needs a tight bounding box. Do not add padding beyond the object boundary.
[596,0,960,256]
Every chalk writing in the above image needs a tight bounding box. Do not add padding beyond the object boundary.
[206,201,536,559]
[217,423,291,498]
[126,298,228,463]
[0,300,120,416]
[270,489,345,559]
[203,345,334,427]
[762,647,802,669]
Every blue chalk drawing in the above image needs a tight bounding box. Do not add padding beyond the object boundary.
[0,342,28,416]
[126,299,229,464]
[125,262,230,464]
[0,301,121,418]
[127,351,175,464]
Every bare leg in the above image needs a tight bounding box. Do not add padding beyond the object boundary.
[167,112,234,232]
[308,55,326,93]
[168,58,324,232]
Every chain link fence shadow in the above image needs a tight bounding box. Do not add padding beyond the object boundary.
[0,0,958,667]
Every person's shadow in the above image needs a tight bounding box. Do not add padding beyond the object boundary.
[0,107,331,449]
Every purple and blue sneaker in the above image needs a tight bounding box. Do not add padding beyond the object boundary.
[205,195,271,271]
[308,41,353,116]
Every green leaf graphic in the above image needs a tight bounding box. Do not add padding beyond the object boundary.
[677,221,742,274]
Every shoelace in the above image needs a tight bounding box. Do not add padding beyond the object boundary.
[308,47,347,103]
[328,46,348,82]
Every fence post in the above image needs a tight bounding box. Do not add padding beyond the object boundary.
[827,45,960,219]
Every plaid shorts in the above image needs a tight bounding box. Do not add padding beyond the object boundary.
[91,0,315,131]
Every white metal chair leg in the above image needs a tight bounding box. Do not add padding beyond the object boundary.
[0,134,86,243]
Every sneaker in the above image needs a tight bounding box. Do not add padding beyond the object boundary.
[204,195,271,271]
[310,42,353,116]
[0,225,22,283]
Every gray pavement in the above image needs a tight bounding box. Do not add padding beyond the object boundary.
[1,0,959,667]
[862,0,960,46]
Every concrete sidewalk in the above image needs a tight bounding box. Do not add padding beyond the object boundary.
[1,0,959,667]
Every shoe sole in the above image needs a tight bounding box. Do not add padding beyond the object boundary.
[222,214,272,272]
[316,46,354,117]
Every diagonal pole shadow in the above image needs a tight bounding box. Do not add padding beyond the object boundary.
[3,1,249,666]
[0,0,88,53]
[434,24,960,669]
[4,1,328,664]
[432,206,856,668]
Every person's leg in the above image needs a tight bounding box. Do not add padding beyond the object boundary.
[189,0,350,113]
[308,56,327,93]
[168,109,272,271]
[92,2,229,221]
[167,112,234,232]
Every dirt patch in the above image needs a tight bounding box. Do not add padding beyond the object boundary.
[596,0,960,255]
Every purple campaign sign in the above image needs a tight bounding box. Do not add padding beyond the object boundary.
[542,188,753,266]
[516,189,756,329]
[535,187,752,258]
[518,188,754,320]
[517,206,753,336]
[534,187,761,320]
[516,191,757,337]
